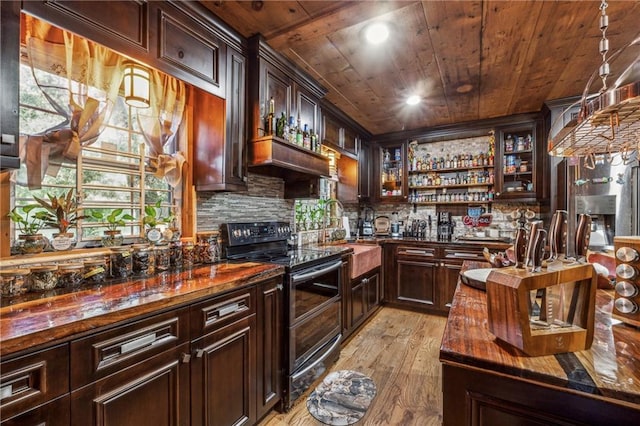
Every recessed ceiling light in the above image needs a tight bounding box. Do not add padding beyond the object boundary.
[365,22,389,45]
[406,95,420,106]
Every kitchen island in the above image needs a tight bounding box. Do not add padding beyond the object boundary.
[440,260,640,425]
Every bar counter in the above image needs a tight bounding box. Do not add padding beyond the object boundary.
[0,261,284,357]
[440,260,640,425]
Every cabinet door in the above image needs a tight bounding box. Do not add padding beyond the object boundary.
[358,141,371,200]
[224,47,248,190]
[191,316,256,426]
[439,261,462,311]
[0,0,20,170]
[350,279,366,330]
[322,113,342,146]
[263,63,292,130]
[495,121,547,202]
[365,271,380,313]
[337,154,358,203]
[295,84,319,136]
[397,258,437,307]
[342,127,358,154]
[256,279,282,420]
[376,141,407,202]
[156,3,225,98]
[70,343,190,426]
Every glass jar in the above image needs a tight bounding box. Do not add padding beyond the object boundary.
[14,234,49,255]
[83,258,107,285]
[0,268,30,297]
[196,232,220,264]
[132,244,155,276]
[155,244,171,272]
[30,265,59,291]
[181,240,196,269]
[110,247,133,279]
[58,263,85,289]
[102,230,124,247]
[169,240,183,270]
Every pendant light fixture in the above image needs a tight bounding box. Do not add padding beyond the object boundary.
[122,61,151,108]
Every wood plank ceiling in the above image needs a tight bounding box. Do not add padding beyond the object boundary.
[201,1,640,136]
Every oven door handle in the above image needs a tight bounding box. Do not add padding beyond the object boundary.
[291,334,342,381]
[290,260,342,284]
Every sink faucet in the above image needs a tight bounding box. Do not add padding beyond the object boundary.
[322,199,344,244]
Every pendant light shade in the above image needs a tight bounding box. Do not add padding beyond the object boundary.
[123,62,150,108]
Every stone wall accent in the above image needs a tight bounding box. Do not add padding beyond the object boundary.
[196,173,294,231]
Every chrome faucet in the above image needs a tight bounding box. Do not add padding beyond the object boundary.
[322,198,344,244]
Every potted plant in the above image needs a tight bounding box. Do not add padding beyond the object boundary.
[7,205,48,254]
[34,189,87,251]
[90,208,135,247]
[143,200,175,244]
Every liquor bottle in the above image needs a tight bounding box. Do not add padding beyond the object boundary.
[303,124,311,149]
[314,130,322,153]
[265,97,275,135]
[295,116,303,146]
[310,129,317,152]
[288,116,296,143]
[282,113,289,141]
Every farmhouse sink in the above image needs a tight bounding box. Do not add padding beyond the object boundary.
[345,244,382,279]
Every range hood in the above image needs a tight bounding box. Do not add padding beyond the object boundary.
[248,135,330,180]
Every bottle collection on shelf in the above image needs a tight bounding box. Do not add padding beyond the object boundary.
[409,170,494,187]
[264,97,321,154]
[409,189,494,204]
[409,152,494,172]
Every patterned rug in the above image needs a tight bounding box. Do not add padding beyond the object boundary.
[306,370,377,425]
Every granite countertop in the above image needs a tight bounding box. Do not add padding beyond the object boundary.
[440,260,640,406]
[0,261,284,357]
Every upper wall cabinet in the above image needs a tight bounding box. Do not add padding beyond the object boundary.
[22,0,151,59]
[0,0,20,170]
[192,45,247,192]
[321,110,360,155]
[154,2,226,98]
[22,1,243,99]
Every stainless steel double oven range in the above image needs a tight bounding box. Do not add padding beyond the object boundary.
[220,221,342,410]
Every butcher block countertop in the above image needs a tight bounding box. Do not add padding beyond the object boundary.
[440,260,640,407]
[0,262,284,357]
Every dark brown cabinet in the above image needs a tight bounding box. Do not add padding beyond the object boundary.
[192,46,248,192]
[336,153,358,203]
[256,279,282,420]
[71,343,191,426]
[374,141,408,202]
[358,141,372,200]
[392,246,438,310]
[0,0,20,170]
[384,242,508,314]
[494,119,548,202]
[342,254,381,341]
[0,344,69,423]
[191,317,255,426]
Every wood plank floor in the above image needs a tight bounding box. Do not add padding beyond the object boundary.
[258,307,448,425]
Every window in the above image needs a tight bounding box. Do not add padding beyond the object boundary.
[13,63,178,248]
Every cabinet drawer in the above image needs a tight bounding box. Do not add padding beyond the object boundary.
[191,287,256,338]
[443,248,485,261]
[0,344,69,420]
[0,394,69,426]
[397,246,437,258]
[70,307,189,389]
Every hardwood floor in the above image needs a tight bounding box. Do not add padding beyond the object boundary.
[259,307,448,425]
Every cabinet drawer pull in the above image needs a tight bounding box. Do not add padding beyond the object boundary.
[0,384,13,399]
[120,333,157,354]
[1,134,16,144]
[276,283,283,291]
[218,302,241,317]
[195,349,205,358]
[180,353,191,363]
[404,249,430,255]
